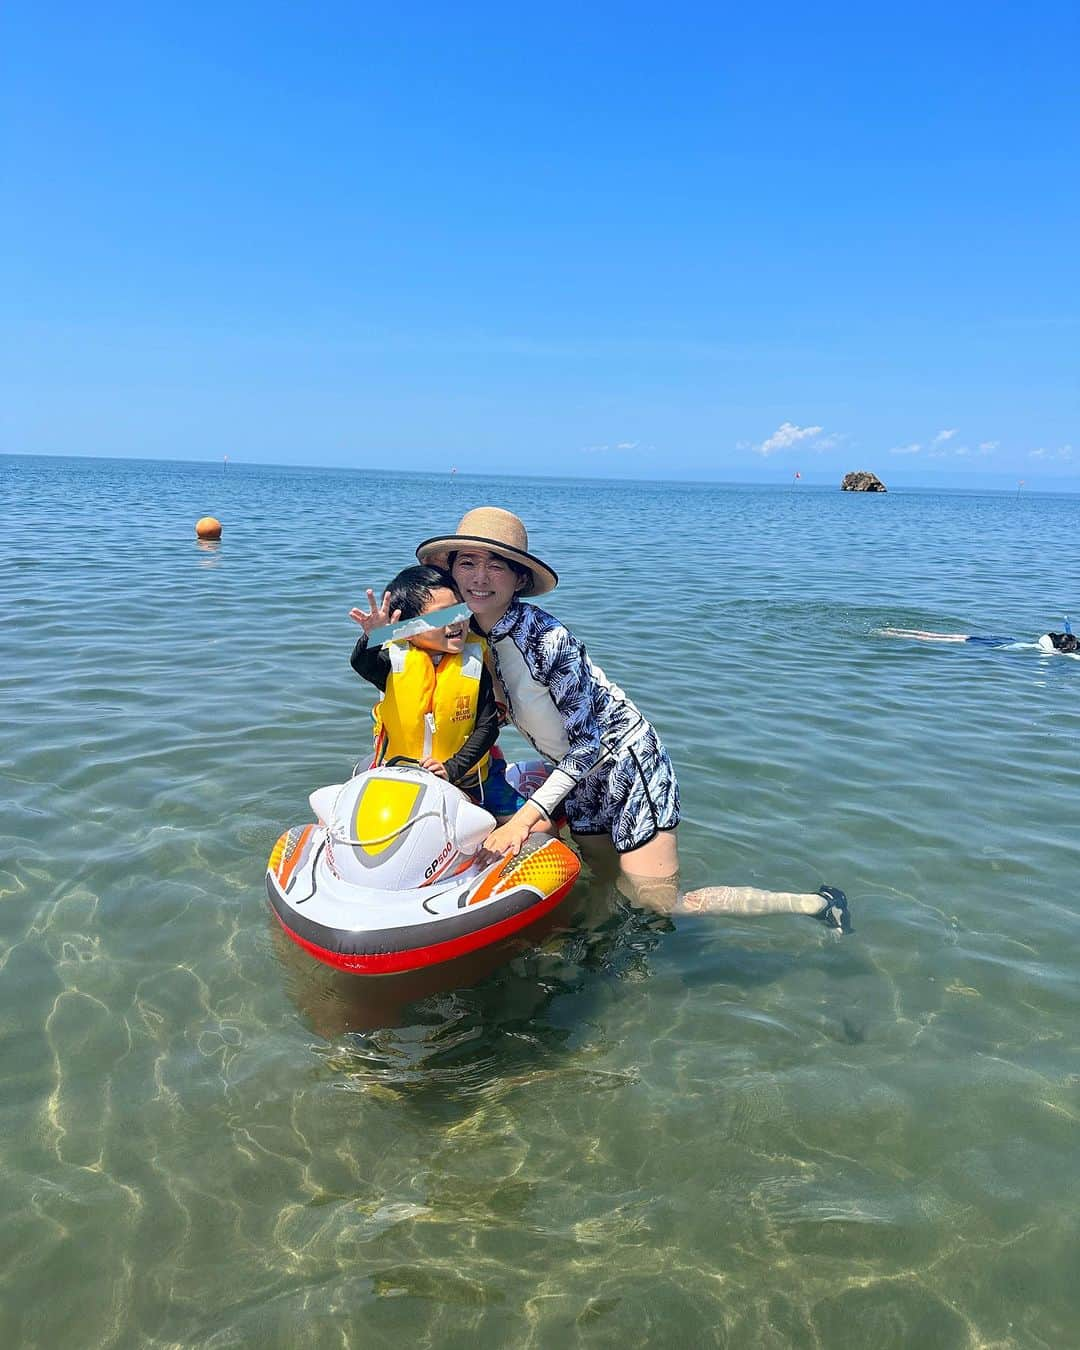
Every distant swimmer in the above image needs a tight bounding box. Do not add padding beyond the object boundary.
[880,621,1078,655]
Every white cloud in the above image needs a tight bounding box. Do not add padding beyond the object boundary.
[1029,443,1074,462]
[979,440,999,451]
[889,442,922,455]
[755,422,824,457]
[615,441,639,450]
[933,428,958,444]
[1029,447,1047,459]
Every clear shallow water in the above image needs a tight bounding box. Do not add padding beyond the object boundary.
[2,454,1079,1347]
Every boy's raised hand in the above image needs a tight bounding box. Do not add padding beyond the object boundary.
[349,589,401,636]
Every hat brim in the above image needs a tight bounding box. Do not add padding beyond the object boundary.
[415,534,558,596]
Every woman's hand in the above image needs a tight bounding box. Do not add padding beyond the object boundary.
[482,820,533,858]
[420,758,449,780]
[482,802,546,858]
[348,589,400,636]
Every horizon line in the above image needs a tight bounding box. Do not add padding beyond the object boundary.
[4,449,1079,495]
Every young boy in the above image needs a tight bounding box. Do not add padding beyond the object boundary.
[348,565,524,817]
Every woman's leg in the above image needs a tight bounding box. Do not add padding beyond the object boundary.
[879,628,968,642]
[676,883,832,918]
[571,832,621,880]
[613,829,681,912]
[612,830,846,927]
[570,733,850,928]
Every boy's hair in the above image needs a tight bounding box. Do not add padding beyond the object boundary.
[385,565,460,622]
[1048,632,1079,653]
[446,548,533,591]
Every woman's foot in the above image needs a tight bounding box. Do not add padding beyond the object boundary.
[813,885,852,934]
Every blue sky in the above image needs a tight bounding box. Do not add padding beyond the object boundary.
[3,2,1078,486]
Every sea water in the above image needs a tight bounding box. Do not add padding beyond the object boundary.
[2,454,1078,1347]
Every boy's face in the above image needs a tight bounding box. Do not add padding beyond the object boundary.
[408,586,468,655]
[451,549,524,627]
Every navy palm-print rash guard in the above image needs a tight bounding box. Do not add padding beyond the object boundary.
[484,599,649,818]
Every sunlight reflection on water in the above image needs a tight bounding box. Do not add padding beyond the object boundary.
[2,456,1079,1346]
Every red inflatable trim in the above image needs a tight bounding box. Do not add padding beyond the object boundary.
[271,877,578,975]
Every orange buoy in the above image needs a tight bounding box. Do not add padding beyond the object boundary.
[195,516,222,540]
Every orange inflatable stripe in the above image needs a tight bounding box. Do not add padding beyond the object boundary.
[466,857,507,906]
[274,824,314,889]
[268,831,289,875]
[469,839,579,905]
[495,846,579,897]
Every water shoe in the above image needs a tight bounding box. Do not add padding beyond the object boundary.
[813,885,852,935]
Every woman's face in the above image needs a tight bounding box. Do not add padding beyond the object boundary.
[451,549,524,628]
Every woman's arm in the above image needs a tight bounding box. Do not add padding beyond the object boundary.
[522,630,614,818]
[487,621,612,845]
[482,799,551,857]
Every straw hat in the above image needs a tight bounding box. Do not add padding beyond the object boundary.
[415,507,558,596]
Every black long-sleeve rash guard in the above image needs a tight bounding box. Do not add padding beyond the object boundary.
[349,635,500,788]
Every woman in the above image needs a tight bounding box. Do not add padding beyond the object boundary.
[414,507,850,929]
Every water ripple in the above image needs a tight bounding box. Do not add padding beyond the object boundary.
[2,457,1079,1346]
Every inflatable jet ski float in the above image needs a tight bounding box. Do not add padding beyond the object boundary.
[266,764,581,975]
